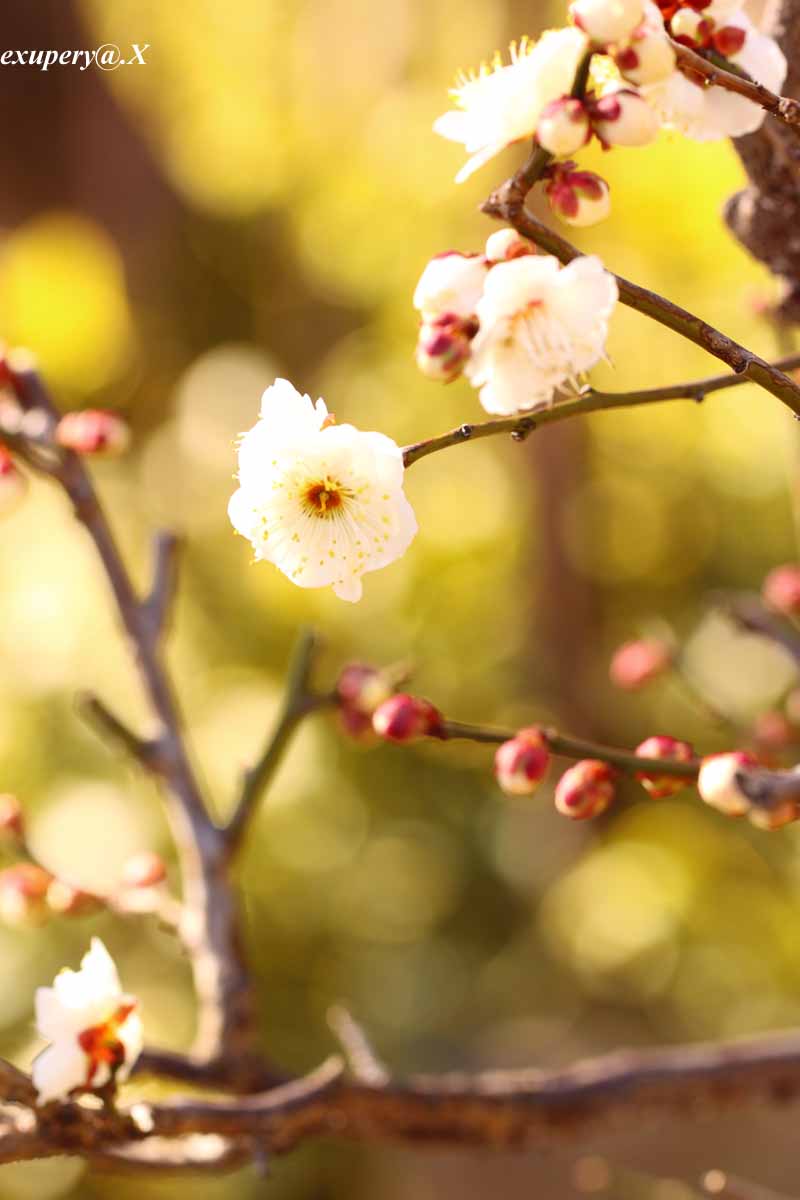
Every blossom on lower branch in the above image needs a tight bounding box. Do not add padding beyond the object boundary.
[32,939,142,1104]
[466,253,618,414]
[229,379,418,602]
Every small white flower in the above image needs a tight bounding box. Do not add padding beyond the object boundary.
[465,254,618,415]
[412,252,489,320]
[32,939,142,1104]
[229,380,418,603]
[642,9,787,140]
[434,28,589,182]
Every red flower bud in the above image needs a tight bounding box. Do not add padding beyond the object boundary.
[711,24,746,57]
[415,313,479,383]
[46,879,103,916]
[0,794,23,840]
[336,664,393,715]
[0,863,53,925]
[536,97,591,157]
[372,693,443,743]
[697,751,758,817]
[762,564,800,616]
[555,760,617,820]
[545,163,611,228]
[635,735,694,798]
[121,851,168,889]
[609,638,672,690]
[494,727,551,797]
[55,410,130,457]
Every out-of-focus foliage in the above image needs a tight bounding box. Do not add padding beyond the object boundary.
[0,0,798,1197]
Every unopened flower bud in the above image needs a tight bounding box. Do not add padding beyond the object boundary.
[555,759,617,819]
[609,638,672,690]
[121,851,168,889]
[484,229,536,264]
[591,89,659,147]
[413,252,489,321]
[670,7,712,45]
[0,864,53,925]
[753,710,796,752]
[494,727,551,797]
[571,0,644,45]
[416,313,479,383]
[615,30,676,85]
[0,446,27,515]
[545,163,611,228]
[337,664,393,715]
[748,799,798,832]
[338,704,377,743]
[372,693,443,743]
[536,97,591,157]
[712,25,746,57]
[46,880,102,917]
[697,751,758,817]
[635,735,694,798]
[56,410,130,457]
[762,564,800,616]
[0,795,23,841]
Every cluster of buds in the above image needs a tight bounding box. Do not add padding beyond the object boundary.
[635,735,694,798]
[543,161,611,227]
[609,636,673,690]
[659,1,746,59]
[55,409,130,457]
[697,751,798,831]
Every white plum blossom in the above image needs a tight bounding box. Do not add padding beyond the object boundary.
[412,252,489,320]
[229,380,417,603]
[32,939,142,1104]
[434,28,589,182]
[465,254,618,415]
[642,4,787,140]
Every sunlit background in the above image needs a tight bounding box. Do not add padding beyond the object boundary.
[0,0,799,1197]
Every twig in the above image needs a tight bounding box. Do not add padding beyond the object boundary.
[77,692,161,770]
[0,1059,36,1107]
[226,628,322,855]
[402,355,800,467]
[479,199,800,420]
[722,596,800,667]
[673,40,800,129]
[142,532,182,644]
[327,1007,390,1086]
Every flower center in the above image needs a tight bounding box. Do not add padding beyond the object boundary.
[302,477,350,518]
[77,1001,136,1085]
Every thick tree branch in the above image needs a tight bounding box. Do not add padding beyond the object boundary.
[402,355,800,467]
[480,198,800,419]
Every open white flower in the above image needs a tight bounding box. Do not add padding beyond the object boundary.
[413,252,489,320]
[465,254,618,414]
[434,28,589,182]
[32,939,142,1104]
[642,7,787,140]
[229,380,418,602]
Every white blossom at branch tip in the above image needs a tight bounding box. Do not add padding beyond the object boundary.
[229,380,418,602]
[32,938,142,1104]
[641,4,787,140]
[465,254,618,415]
[434,27,589,182]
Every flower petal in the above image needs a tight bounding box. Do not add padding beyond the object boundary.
[32,1042,88,1104]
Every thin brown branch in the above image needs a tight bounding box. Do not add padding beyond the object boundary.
[142,532,182,644]
[480,198,800,420]
[673,40,800,129]
[226,627,323,856]
[402,355,800,467]
[721,596,800,666]
[77,692,161,770]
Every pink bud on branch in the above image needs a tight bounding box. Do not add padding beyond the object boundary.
[554,760,617,819]
[494,727,551,796]
[55,410,130,457]
[609,638,672,689]
[544,162,611,227]
[635,735,694,798]
[372,694,444,742]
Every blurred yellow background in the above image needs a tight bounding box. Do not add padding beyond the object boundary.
[0,0,799,1197]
